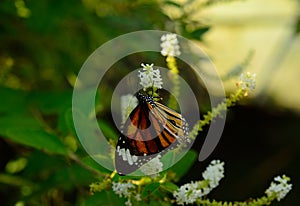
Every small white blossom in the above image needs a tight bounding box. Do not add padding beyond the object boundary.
[121,94,138,124]
[238,72,257,90]
[160,33,181,57]
[125,199,132,206]
[265,175,292,201]
[138,63,163,89]
[173,181,203,205]
[173,160,225,205]
[112,182,135,198]
[202,160,224,189]
[140,155,163,177]
[135,194,142,201]
[112,181,142,205]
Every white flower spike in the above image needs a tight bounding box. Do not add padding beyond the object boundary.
[138,63,163,90]
[265,175,292,201]
[160,33,181,57]
[112,182,135,198]
[173,160,225,205]
[173,181,203,205]
[238,72,257,90]
[202,159,224,189]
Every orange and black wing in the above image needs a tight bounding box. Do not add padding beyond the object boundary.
[115,93,189,175]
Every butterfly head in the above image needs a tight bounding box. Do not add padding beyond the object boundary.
[136,92,154,104]
[136,91,163,105]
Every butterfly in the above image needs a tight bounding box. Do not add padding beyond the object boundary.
[115,92,189,175]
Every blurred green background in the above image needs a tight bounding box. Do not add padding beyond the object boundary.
[0,0,299,205]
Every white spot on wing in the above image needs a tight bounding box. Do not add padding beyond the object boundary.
[120,148,127,161]
[126,149,133,165]
[132,155,138,163]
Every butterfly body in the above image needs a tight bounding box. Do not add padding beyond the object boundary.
[115,92,189,175]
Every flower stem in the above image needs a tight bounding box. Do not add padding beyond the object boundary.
[166,56,180,109]
[189,88,247,140]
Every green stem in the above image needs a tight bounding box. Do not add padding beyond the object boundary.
[0,173,36,187]
[189,88,247,139]
[166,56,180,110]
[68,152,105,177]
[196,195,274,206]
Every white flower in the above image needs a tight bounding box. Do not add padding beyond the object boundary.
[160,33,181,57]
[140,155,163,177]
[238,72,257,90]
[138,63,163,90]
[121,94,138,124]
[112,182,135,198]
[265,175,292,201]
[135,194,142,201]
[202,160,224,189]
[173,182,197,205]
[125,199,132,206]
[173,160,225,205]
[112,181,142,205]
[173,181,206,205]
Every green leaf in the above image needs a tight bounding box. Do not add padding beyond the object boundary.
[0,87,28,114]
[84,191,124,206]
[160,149,194,170]
[0,115,41,133]
[72,108,115,170]
[4,128,68,155]
[160,182,179,193]
[44,164,96,190]
[190,27,210,40]
[29,90,72,114]
[168,150,197,180]
[58,107,76,135]
[22,151,65,179]
[0,114,68,155]
[98,119,119,142]
[161,150,176,170]
[81,156,111,174]
[141,182,161,198]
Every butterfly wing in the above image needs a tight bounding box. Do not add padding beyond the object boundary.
[115,95,189,175]
[153,102,189,144]
[115,102,157,175]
